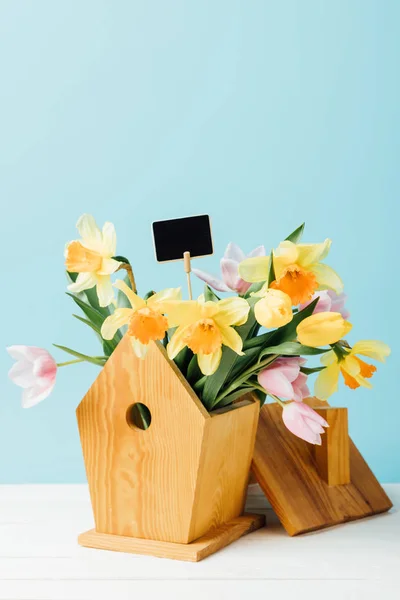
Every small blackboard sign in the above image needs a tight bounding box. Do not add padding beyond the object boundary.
[152,215,213,262]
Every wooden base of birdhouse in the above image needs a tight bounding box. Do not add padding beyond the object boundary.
[252,398,392,536]
[78,513,265,562]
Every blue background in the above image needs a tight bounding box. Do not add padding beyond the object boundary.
[1,1,398,483]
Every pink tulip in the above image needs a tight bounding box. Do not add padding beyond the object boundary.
[282,401,329,445]
[7,346,57,408]
[193,242,266,294]
[299,290,350,319]
[258,357,310,402]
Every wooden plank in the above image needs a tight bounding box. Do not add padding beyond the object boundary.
[313,408,350,486]
[78,513,265,562]
[252,399,392,536]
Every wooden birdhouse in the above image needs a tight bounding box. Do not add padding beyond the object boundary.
[76,334,264,561]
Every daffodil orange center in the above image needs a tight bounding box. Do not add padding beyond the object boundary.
[341,357,377,390]
[128,307,168,344]
[184,318,222,355]
[65,241,102,273]
[270,264,317,305]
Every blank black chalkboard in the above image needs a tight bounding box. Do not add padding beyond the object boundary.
[152,215,213,262]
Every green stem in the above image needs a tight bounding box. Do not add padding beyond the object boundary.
[56,358,86,367]
[268,393,286,409]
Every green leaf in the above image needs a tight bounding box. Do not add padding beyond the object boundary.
[66,293,105,329]
[211,386,254,410]
[53,344,106,366]
[186,355,202,385]
[204,285,220,302]
[113,255,130,265]
[258,341,330,361]
[244,280,265,298]
[201,298,256,410]
[173,346,193,376]
[301,366,326,375]
[255,388,267,407]
[267,250,276,286]
[285,222,305,243]
[66,271,109,316]
[72,314,116,357]
[144,290,156,301]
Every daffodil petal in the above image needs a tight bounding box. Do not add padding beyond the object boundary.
[238,256,270,283]
[113,279,145,311]
[95,275,114,307]
[166,301,203,328]
[296,239,332,267]
[167,325,190,359]
[131,337,149,358]
[351,340,391,362]
[67,272,97,293]
[197,347,222,376]
[342,355,361,377]
[98,257,121,275]
[76,214,103,253]
[274,241,299,265]
[219,325,243,355]
[101,308,133,339]
[147,288,182,311]
[320,349,338,366]
[102,221,117,256]
[314,363,340,400]
[214,297,250,327]
[310,263,344,294]
[354,374,373,389]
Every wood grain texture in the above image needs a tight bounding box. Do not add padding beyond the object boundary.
[313,408,350,486]
[78,513,266,562]
[252,398,392,536]
[77,336,260,545]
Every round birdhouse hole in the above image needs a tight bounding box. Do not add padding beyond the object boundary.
[126,403,152,431]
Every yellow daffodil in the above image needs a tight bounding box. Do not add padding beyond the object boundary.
[167,296,250,375]
[65,214,121,307]
[315,340,391,400]
[251,285,293,328]
[297,312,352,347]
[239,239,343,305]
[101,280,181,358]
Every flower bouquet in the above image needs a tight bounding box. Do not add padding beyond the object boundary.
[8,214,390,445]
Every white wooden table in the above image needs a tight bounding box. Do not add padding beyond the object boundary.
[0,484,398,600]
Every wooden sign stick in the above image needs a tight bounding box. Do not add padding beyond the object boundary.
[183,251,193,300]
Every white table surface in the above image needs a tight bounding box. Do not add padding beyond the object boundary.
[0,484,398,600]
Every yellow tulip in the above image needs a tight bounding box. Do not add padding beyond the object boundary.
[315,340,391,400]
[296,312,352,347]
[251,285,293,328]
[167,296,250,375]
[238,239,343,306]
[101,280,181,358]
[65,214,121,307]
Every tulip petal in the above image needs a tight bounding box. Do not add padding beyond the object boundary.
[351,340,391,362]
[113,279,146,311]
[214,297,250,326]
[311,263,344,294]
[238,256,270,283]
[21,381,56,408]
[67,272,97,294]
[219,325,243,355]
[192,268,231,292]
[8,361,36,388]
[76,214,103,253]
[197,347,222,375]
[247,245,266,258]
[220,258,241,291]
[6,345,47,362]
[101,308,133,339]
[258,369,295,400]
[314,363,340,400]
[224,242,245,263]
[102,221,117,256]
[296,239,332,267]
